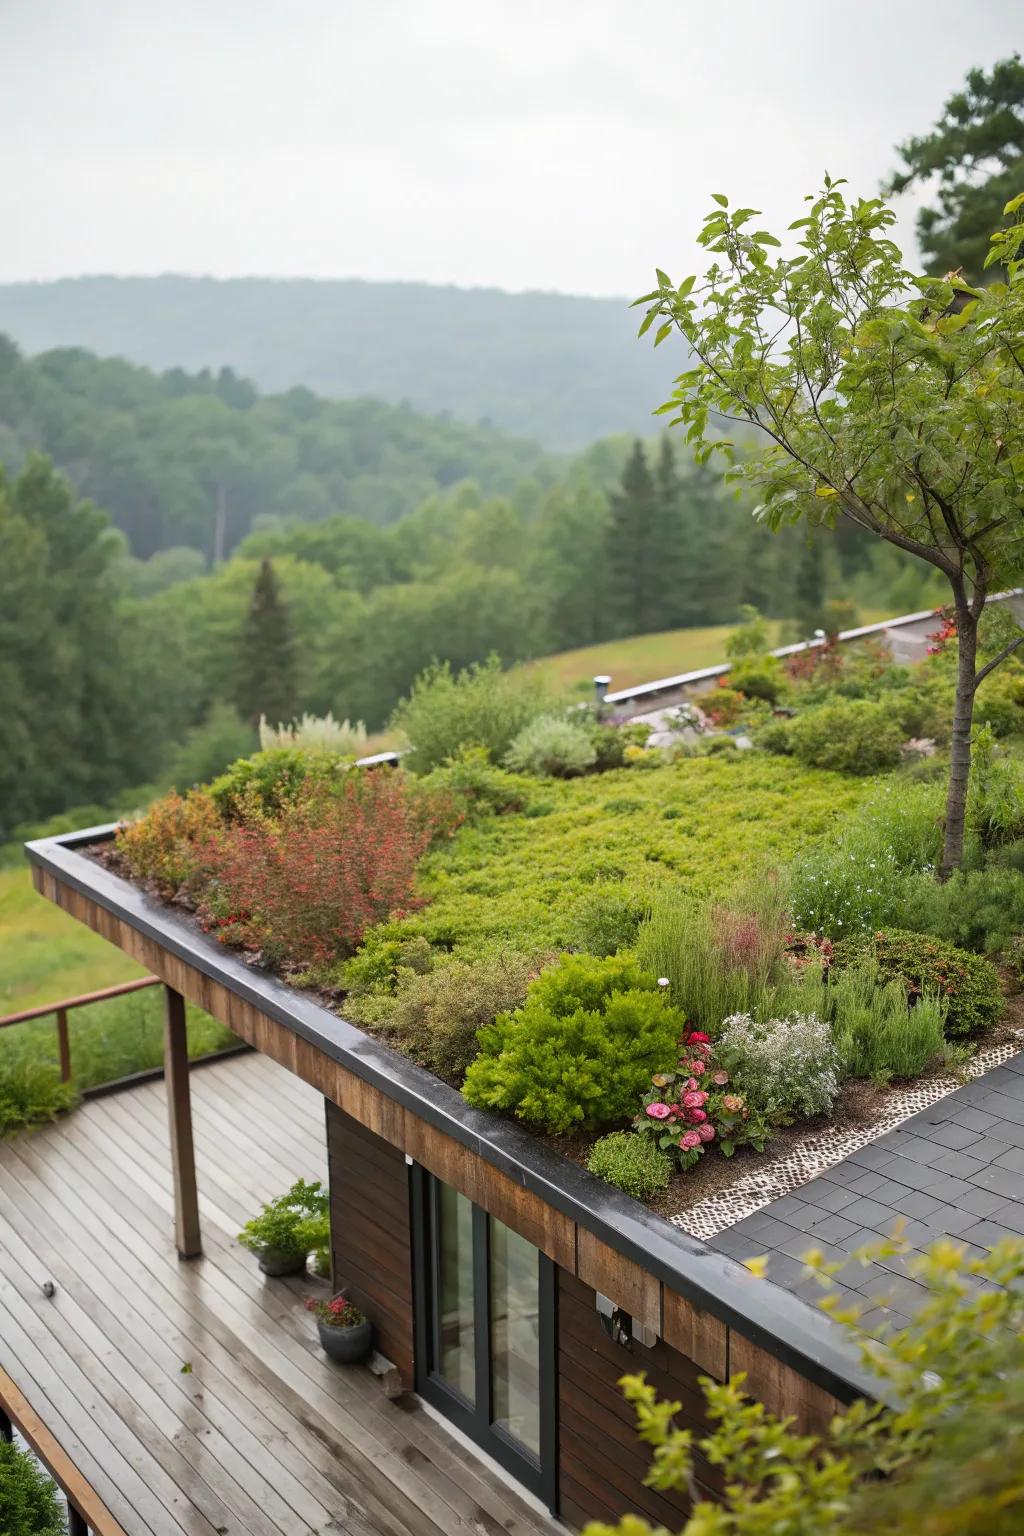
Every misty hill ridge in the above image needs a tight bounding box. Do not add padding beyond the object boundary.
[0,275,675,450]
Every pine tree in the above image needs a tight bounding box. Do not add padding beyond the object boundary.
[237,558,298,729]
[649,436,689,630]
[605,441,657,637]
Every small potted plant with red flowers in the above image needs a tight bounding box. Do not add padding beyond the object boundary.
[305,1293,373,1364]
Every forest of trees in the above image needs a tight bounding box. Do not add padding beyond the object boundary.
[0,336,555,560]
[0,277,677,450]
[0,390,940,840]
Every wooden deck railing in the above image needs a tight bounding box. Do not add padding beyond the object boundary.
[0,1367,128,1535]
[0,975,161,1083]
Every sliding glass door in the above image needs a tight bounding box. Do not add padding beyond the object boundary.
[411,1169,556,1507]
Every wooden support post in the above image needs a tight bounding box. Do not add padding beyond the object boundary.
[56,1008,71,1082]
[163,985,201,1259]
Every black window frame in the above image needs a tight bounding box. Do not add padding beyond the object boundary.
[410,1164,558,1512]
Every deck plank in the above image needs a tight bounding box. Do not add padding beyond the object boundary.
[0,1052,559,1536]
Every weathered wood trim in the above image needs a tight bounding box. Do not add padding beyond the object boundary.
[163,984,201,1259]
[727,1333,844,1436]
[0,1366,130,1536]
[662,1287,728,1380]
[27,835,878,1413]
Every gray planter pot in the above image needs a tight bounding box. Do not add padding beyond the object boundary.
[317,1317,373,1364]
[257,1247,308,1276]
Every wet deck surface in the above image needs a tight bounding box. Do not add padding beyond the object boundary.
[0,1050,559,1536]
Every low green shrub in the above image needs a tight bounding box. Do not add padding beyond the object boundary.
[786,698,903,775]
[352,951,546,1082]
[702,685,746,727]
[0,1440,66,1536]
[419,746,528,820]
[724,605,771,659]
[973,669,1024,737]
[717,1010,839,1120]
[390,655,554,774]
[753,717,794,756]
[587,1132,672,1200]
[504,714,598,778]
[567,884,647,957]
[828,958,947,1081]
[0,1060,77,1138]
[341,931,435,995]
[462,954,684,1134]
[208,747,348,818]
[831,929,1003,1038]
[898,864,1024,954]
[115,787,220,897]
[728,655,786,704]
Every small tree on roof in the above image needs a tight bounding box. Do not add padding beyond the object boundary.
[636,179,1024,875]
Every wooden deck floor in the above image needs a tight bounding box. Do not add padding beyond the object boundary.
[0,1051,560,1536]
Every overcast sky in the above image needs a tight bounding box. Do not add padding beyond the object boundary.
[3,0,1020,295]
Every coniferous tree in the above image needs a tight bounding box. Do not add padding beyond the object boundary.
[649,436,689,630]
[605,440,657,637]
[236,558,298,729]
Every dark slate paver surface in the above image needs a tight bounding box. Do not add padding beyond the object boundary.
[708,1050,1024,1330]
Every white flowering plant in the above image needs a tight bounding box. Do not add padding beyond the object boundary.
[717,1010,839,1122]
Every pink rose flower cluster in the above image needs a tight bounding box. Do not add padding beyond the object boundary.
[633,1028,766,1178]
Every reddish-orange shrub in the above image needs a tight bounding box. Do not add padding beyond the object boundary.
[196,773,458,967]
[115,789,220,898]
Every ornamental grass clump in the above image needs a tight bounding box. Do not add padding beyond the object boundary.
[718,1010,839,1121]
[828,957,947,1081]
[461,954,685,1135]
[504,714,598,778]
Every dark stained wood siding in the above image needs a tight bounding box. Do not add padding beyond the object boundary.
[557,1269,722,1532]
[327,1101,415,1385]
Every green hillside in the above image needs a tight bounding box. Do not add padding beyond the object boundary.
[0,276,679,450]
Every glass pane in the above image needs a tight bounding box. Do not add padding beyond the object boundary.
[435,1184,476,1399]
[489,1218,540,1455]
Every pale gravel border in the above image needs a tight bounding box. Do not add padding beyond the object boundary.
[671,1032,1024,1242]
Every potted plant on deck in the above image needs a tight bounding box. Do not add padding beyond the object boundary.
[305,1293,373,1363]
[237,1179,329,1276]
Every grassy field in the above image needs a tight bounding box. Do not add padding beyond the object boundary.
[0,866,232,1089]
[527,611,894,694]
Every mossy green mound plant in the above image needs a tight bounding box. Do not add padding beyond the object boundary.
[587,1132,672,1200]
[831,928,1003,1038]
[462,954,686,1135]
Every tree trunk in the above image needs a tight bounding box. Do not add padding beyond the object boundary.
[939,599,979,879]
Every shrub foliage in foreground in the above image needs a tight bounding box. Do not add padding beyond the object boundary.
[0,1441,66,1536]
[582,1237,1024,1536]
[462,954,685,1134]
